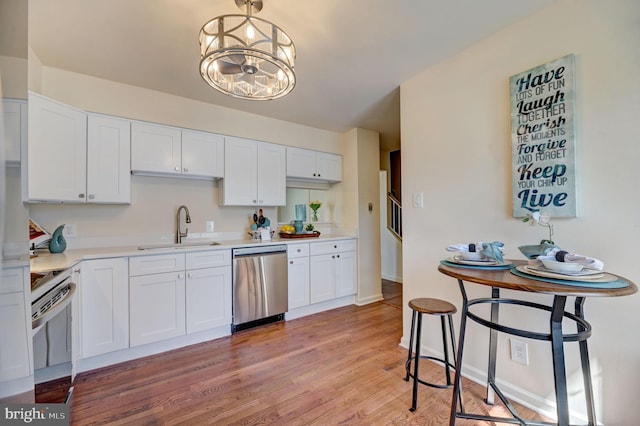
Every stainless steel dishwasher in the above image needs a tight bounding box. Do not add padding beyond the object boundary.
[232,244,288,332]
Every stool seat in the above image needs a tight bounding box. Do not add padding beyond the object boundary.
[405,297,461,412]
[408,298,457,316]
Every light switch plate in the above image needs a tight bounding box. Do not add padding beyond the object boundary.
[413,192,424,208]
[206,221,215,232]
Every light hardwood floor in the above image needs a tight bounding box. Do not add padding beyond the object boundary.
[65,286,549,425]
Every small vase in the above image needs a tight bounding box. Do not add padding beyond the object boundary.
[311,210,319,222]
[49,224,67,253]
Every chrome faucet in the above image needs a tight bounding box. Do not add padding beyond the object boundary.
[176,205,191,244]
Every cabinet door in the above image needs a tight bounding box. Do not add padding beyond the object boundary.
[309,254,336,304]
[130,272,186,346]
[335,250,357,298]
[221,137,258,206]
[0,292,31,381]
[131,121,181,175]
[3,99,26,165]
[288,256,310,309]
[286,147,316,179]
[80,258,129,358]
[28,93,87,202]
[257,141,286,206]
[186,266,232,333]
[87,114,131,204]
[316,152,343,182]
[181,130,224,179]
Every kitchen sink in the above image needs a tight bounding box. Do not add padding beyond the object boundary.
[137,241,222,250]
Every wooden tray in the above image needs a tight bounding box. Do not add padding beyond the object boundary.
[279,231,321,239]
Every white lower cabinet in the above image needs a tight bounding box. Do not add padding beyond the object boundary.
[309,239,357,304]
[80,258,129,358]
[185,250,232,334]
[129,254,186,347]
[287,243,310,309]
[130,271,186,347]
[0,266,31,382]
[128,250,232,347]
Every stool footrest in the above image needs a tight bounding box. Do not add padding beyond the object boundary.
[405,355,455,389]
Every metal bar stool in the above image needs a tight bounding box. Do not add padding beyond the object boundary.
[404,297,461,412]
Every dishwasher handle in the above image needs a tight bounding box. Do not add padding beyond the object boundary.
[233,244,287,257]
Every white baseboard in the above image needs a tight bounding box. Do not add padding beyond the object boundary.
[382,274,402,283]
[76,325,231,374]
[285,296,355,321]
[356,293,383,305]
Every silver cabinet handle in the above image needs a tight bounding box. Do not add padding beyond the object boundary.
[175,166,180,172]
[79,193,85,198]
[88,194,95,200]
[183,168,188,172]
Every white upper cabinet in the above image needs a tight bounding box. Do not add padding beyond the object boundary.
[221,136,286,206]
[131,121,224,179]
[3,99,26,166]
[27,92,88,202]
[181,129,224,178]
[286,147,342,182]
[87,114,131,204]
[26,93,131,203]
[131,121,181,175]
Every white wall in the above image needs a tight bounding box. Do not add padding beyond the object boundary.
[400,0,639,424]
[354,128,382,304]
[27,66,357,244]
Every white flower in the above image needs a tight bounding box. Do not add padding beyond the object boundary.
[522,211,554,244]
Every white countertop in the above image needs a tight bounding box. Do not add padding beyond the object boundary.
[30,234,356,274]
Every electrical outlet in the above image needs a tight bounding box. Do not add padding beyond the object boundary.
[510,339,529,365]
[206,221,215,232]
[63,224,77,238]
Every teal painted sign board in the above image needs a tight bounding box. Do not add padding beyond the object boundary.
[510,54,577,218]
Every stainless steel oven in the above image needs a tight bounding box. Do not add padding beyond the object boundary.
[31,268,76,404]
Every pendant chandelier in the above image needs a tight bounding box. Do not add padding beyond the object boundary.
[199,0,296,100]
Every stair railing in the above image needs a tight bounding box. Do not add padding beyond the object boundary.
[387,192,402,240]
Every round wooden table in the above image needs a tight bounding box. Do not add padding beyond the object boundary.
[438,259,637,426]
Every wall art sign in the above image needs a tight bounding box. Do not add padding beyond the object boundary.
[510,54,576,218]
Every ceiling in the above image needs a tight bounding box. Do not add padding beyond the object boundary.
[26,0,554,152]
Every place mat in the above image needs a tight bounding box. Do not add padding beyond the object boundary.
[510,267,629,289]
[440,260,513,270]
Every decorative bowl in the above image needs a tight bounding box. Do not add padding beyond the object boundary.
[540,259,583,273]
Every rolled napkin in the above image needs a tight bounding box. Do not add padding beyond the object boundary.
[447,242,484,253]
[447,241,505,263]
[531,247,604,271]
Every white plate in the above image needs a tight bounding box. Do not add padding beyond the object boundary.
[448,256,498,266]
[519,265,609,281]
[527,265,602,276]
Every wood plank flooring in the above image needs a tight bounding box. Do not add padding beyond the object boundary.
[67,283,550,425]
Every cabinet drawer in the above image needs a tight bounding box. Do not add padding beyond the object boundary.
[310,239,356,256]
[129,253,185,276]
[186,249,231,270]
[0,267,26,294]
[287,243,309,259]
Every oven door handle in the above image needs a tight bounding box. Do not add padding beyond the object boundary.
[32,282,76,335]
